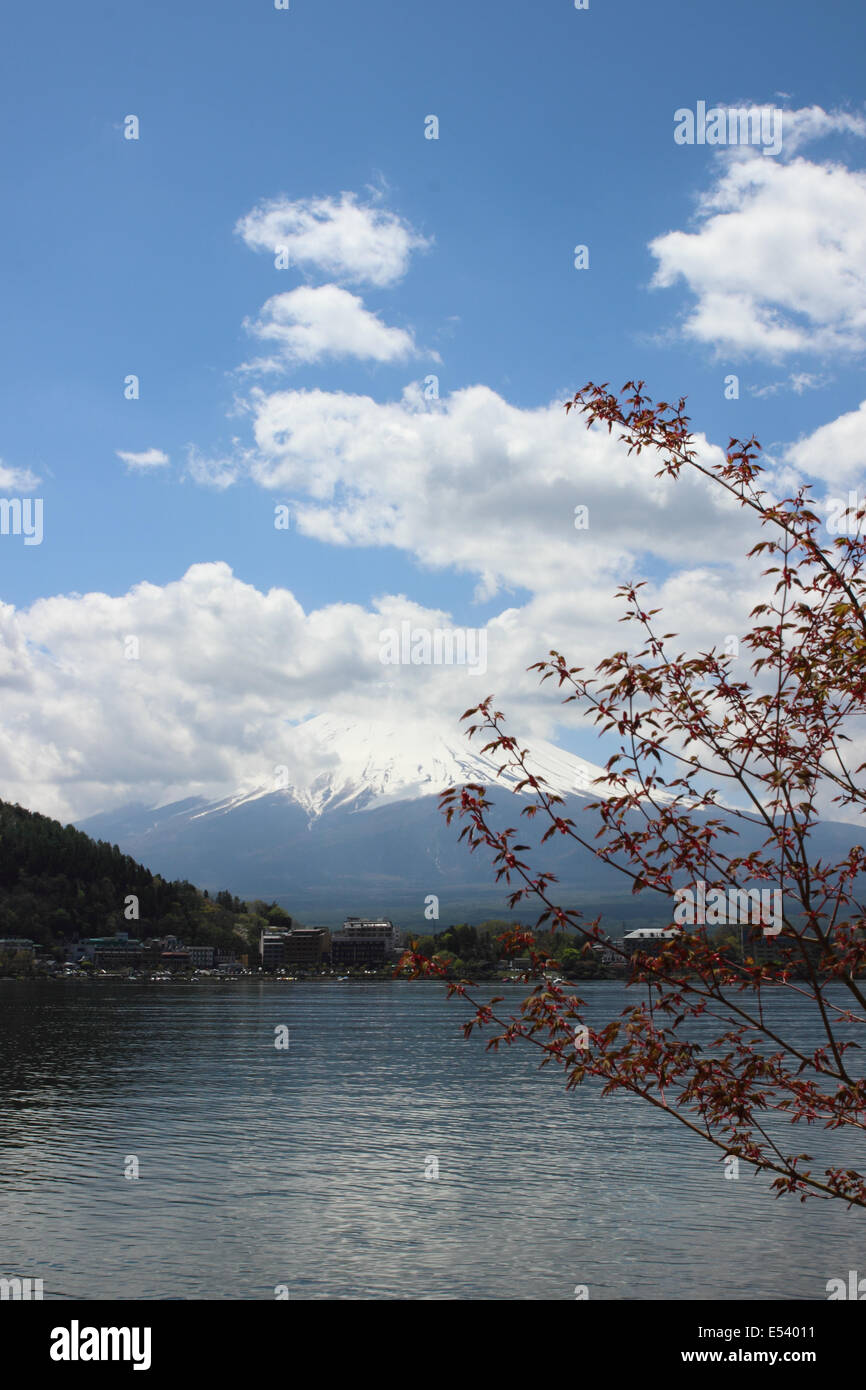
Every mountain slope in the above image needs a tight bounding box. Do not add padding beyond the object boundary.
[77,715,622,924]
[0,798,265,955]
[77,715,866,929]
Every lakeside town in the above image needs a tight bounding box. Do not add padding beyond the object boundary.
[0,914,791,983]
[0,916,604,981]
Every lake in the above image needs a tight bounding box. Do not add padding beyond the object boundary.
[0,979,861,1299]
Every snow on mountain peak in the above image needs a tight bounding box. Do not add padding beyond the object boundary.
[200,713,613,822]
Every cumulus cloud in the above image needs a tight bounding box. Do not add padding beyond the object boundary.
[784,399,866,486]
[650,106,866,358]
[236,380,746,599]
[240,285,424,368]
[235,192,430,287]
[0,557,765,825]
[116,448,170,470]
[780,104,866,156]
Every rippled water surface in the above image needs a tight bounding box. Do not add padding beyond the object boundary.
[0,980,861,1299]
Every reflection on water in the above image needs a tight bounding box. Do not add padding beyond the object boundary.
[0,980,861,1299]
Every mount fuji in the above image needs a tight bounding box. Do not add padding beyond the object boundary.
[191,713,612,820]
[78,714,638,926]
[78,712,864,928]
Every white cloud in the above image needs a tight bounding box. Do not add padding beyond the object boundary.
[651,133,866,357]
[238,380,745,599]
[241,285,424,368]
[784,399,866,486]
[0,458,40,490]
[749,372,831,398]
[0,556,766,825]
[184,444,249,490]
[116,448,170,470]
[779,105,866,156]
[235,192,430,287]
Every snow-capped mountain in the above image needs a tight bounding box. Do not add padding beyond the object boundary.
[186,712,612,824]
[79,714,863,929]
[77,715,636,926]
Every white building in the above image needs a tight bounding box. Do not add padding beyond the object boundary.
[622,927,680,957]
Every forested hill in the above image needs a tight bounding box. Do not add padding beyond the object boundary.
[0,799,291,954]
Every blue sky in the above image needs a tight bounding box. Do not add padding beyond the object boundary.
[1,0,865,818]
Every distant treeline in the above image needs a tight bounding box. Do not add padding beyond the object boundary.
[0,800,291,958]
[410,921,619,977]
